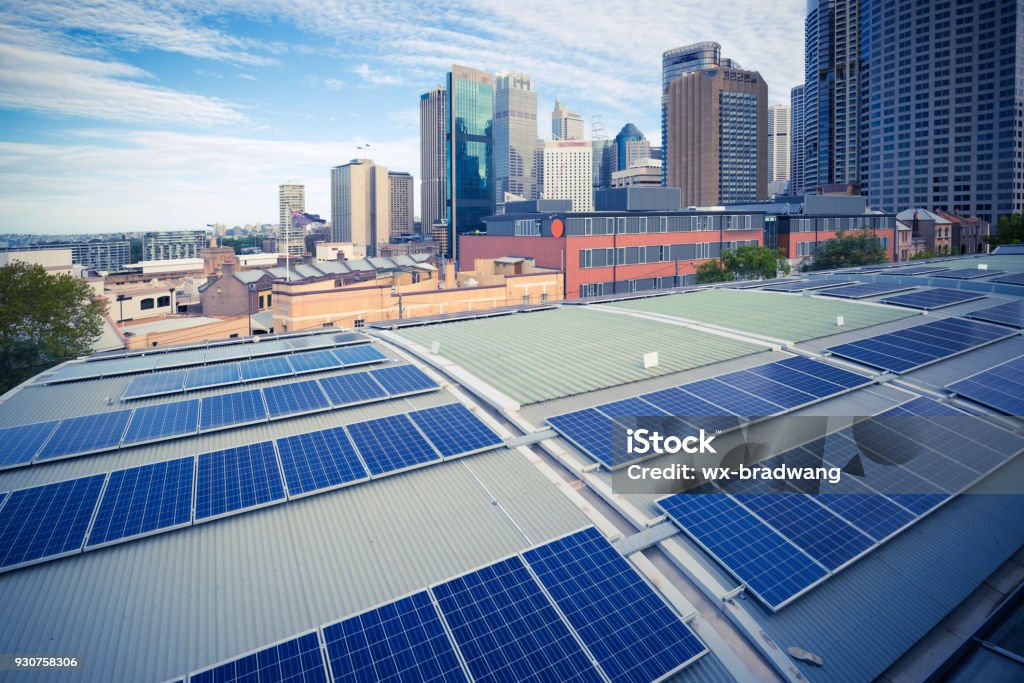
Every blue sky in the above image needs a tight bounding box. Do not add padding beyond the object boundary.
[0,0,806,233]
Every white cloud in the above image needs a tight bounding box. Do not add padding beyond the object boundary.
[353,63,402,86]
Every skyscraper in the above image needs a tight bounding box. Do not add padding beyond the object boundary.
[543,140,593,211]
[861,0,1023,229]
[278,182,305,257]
[790,85,806,195]
[612,123,650,172]
[330,160,390,256]
[142,230,206,261]
[446,65,494,261]
[419,86,447,238]
[768,104,791,193]
[494,71,539,208]
[551,98,584,141]
[388,171,414,237]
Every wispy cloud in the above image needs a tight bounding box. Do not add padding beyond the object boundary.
[353,63,402,86]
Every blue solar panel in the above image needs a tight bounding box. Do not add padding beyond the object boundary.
[818,283,915,299]
[993,272,1024,286]
[262,380,331,418]
[523,528,707,683]
[199,389,268,431]
[287,349,345,374]
[596,396,667,418]
[194,441,285,521]
[36,409,134,461]
[408,404,503,458]
[322,591,468,683]
[679,378,783,416]
[370,365,439,395]
[967,300,1024,328]
[431,556,604,683]
[0,421,59,470]
[547,408,618,467]
[190,631,328,683]
[879,266,950,276]
[812,493,916,542]
[0,474,107,570]
[333,345,388,367]
[947,356,1024,416]
[185,363,240,390]
[762,280,855,292]
[346,415,440,476]
[715,371,818,409]
[880,288,987,310]
[333,332,369,345]
[745,362,854,398]
[932,268,1005,280]
[122,369,188,400]
[276,427,368,498]
[86,457,194,547]
[239,355,294,381]
[122,400,200,445]
[775,356,872,389]
[318,372,389,407]
[639,387,740,434]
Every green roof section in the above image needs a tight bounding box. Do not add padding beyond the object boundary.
[609,289,916,342]
[396,307,766,404]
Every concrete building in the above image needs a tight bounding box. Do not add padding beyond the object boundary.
[0,248,75,275]
[789,85,806,195]
[278,182,306,258]
[1,240,131,272]
[543,140,593,212]
[331,159,390,257]
[494,72,540,210]
[315,242,366,262]
[611,163,663,188]
[199,260,276,318]
[768,105,791,190]
[419,86,447,237]
[446,65,494,261]
[551,97,584,141]
[142,230,206,261]
[388,172,414,237]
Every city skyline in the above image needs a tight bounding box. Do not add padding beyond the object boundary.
[0,0,806,233]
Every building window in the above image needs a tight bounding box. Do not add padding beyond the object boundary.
[541,293,549,303]
[157,295,171,307]
[354,319,365,328]
[322,321,335,328]
[140,298,155,310]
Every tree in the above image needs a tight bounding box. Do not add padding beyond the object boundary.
[696,245,790,284]
[0,262,106,394]
[696,260,731,283]
[803,229,888,271]
[985,213,1024,246]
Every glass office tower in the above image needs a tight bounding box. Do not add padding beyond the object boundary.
[446,65,494,262]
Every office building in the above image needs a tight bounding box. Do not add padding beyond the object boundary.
[612,123,650,172]
[768,105,791,185]
[388,171,414,237]
[611,163,663,188]
[862,0,1023,230]
[790,85,806,195]
[663,49,768,206]
[551,97,584,141]
[419,86,447,237]
[278,182,306,257]
[494,71,540,208]
[591,139,614,193]
[445,65,494,261]
[3,239,132,272]
[543,140,593,212]
[142,230,206,261]
[331,159,390,256]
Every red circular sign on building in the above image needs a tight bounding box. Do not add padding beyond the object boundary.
[550,218,565,238]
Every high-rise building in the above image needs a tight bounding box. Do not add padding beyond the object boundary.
[862,0,1023,229]
[278,182,306,257]
[142,230,206,261]
[551,97,584,141]
[663,45,768,206]
[790,85,806,195]
[612,123,650,172]
[446,65,494,261]
[419,87,447,238]
[2,240,131,272]
[591,139,614,193]
[331,159,390,256]
[494,72,540,209]
[388,171,414,237]
[768,105,791,184]
[543,141,593,212]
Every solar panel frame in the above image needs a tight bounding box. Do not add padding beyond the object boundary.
[198,388,268,432]
[947,355,1024,416]
[992,272,1024,287]
[286,349,346,374]
[262,379,332,419]
[318,371,390,407]
[122,400,200,446]
[931,268,1005,280]
[35,409,134,461]
[761,280,857,292]
[369,364,440,396]
[408,404,504,459]
[276,426,369,499]
[238,355,295,382]
[189,630,329,683]
[878,266,951,276]
[817,283,916,299]
[194,441,286,522]
[121,369,189,400]
[547,408,619,468]
[879,288,988,310]
[184,363,241,390]
[966,300,1024,329]
[345,415,441,476]
[333,344,388,368]
[0,421,60,470]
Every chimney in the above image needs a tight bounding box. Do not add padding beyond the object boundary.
[444,261,456,285]
[222,259,236,277]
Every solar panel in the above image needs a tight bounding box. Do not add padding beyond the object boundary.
[276,426,368,498]
[0,421,59,470]
[715,371,819,409]
[431,556,604,683]
[287,349,345,374]
[745,361,861,397]
[36,409,134,461]
[932,268,1005,280]
[370,365,439,396]
[762,280,855,292]
[194,441,286,521]
[0,474,107,571]
[817,283,916,299]
[333,332,369,345]
[86,457,194,547]
[947,355,1024,415]
[966,300,1024,328]
[408,404,503,458]
[122,369,188,400]
[199,389,268,431]
[547,408,618,468]
[345,415,440,476]
[184,363,240,390]
[122,400,200,446]
[523,528,707,683]
[992,272,1024,287]
[318,372,389,407]
[287,335,334,351]
[245,339,297,358]
[202,344,251,362]
[826,317,1014,373]
[189,631,328,683]
[879,266,950,276]
[238,355,294,381]
[322,591,468,683]
[678,378,783,416]
[880,288,987,310]
[638,387,740,434]
[262,380,331,418]
[333,345,388,367]
[155,349,208,370]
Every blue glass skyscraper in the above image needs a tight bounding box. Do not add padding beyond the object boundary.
[445,65,494,262]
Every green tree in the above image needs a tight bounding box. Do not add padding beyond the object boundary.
[696,245,790,284]
[985,213,1024,246]
[803,229,888,271]
[695,259,732,283]
[0,262,106,393]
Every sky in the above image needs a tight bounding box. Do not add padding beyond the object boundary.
[0,0,806,234]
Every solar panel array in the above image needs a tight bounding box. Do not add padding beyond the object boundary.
[879,266,950,276]
[932,268,1005,280]
[185,527,706,683]
[2,364,440,469]
[826,317,1014,373]
[122,344,387,400]
[44,332,370,384]
[965,300,1024,328]
[946,355,1024,416]
[992,272,1024,287]
[658,397,1024,610]
[0,401,503,572]
[817,283,915,299]
[548,356,871,469]
[879,288,987,310]
[761,280,855,293]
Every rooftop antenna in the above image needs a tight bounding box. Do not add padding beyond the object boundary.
[592,115,609,141]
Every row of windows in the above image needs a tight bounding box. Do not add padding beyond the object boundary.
[578,240,757,268]
[579,274,699,298]
[565,214,760,236]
